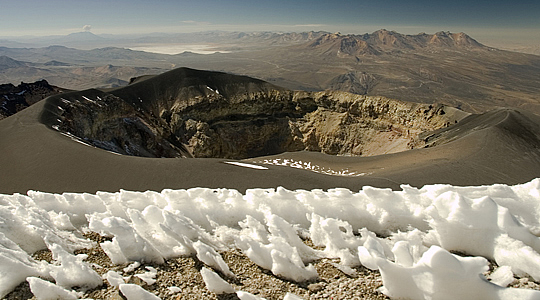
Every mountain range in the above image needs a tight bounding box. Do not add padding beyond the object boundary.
[304,30,485,56]
[1,29,540,115]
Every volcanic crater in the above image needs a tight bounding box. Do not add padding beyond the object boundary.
[45,67,467,160]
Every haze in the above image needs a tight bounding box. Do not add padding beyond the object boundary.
[1,0,539,48]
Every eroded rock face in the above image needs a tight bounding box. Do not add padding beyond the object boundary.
[52,91,188,158]
[48,68,466,159]
[171,90,463,158]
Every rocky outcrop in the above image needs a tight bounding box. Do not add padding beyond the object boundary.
[46,67,467,159]
[0,79,63,119]
[51,90,188,158]
[327,71,377,95]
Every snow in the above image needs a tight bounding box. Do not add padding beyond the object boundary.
[237,290,267,300]
[284,293,304,300]
[134,266,158,285]
[27,277,81,300]
[119,283,161,300]
[224,161,269,170]
[104,270,125,287]
[0,233,50,297]
[200,266,236,294]
[254,158,369,176]
[47,242,102,289]
[1,179,540,299]
[490,266,516,287]
[194,240,236,278]
[167,286,181,294]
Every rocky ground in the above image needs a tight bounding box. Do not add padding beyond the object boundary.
[5,232,540,300]
[6,232,389,300]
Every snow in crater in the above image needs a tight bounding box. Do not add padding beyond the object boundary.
[1,179,540,299]
[254,158,369,176]
[224,161,269,170]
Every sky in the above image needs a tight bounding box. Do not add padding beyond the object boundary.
[1,0,539,45]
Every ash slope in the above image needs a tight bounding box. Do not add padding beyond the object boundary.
[1,68,540,194]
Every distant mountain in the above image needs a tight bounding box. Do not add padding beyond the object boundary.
[0,56,25,70]
[64,31,106,42]
[306,32,380,56]
[43,32,107,48]
[234,31,329,45]
[304,30,486,57]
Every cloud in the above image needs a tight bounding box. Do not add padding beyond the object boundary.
[181,20,212,26]
[293,24,326,27]
[83,25,92,32]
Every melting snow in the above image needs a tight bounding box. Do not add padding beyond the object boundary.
[134,266,158,285]
[27,277,81,300]
[254,158,369,176]
[200,267,236,294]
[119,283,161,300]
[1,179,540,299]
[224,161,269,170]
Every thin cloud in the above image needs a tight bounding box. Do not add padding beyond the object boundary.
[293,24,326,27]
[181,20,212,26]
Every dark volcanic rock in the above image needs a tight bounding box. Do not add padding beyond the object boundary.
[0,79,63,119]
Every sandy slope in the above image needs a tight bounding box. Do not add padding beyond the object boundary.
[1,92,539,194]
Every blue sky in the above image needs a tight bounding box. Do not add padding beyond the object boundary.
[1,0,539,44]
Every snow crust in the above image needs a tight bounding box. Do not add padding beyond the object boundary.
[119,283,161,300]
[200,266,236,294]
[104,270,124,287]
[237,290,267,300]
[1,179,540,299]
[27,277,81,300]
[134,266,158,285]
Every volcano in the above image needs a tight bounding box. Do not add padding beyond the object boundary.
[1,67,539,194]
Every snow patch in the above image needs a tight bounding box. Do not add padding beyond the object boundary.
[134,266,158,285]
[27,277,81,300]
[224,161,269,170]
[255,158,369,176]
[119,283,161,300]
[200,267,236,294]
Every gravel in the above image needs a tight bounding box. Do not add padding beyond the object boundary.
[5,232,540,300]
